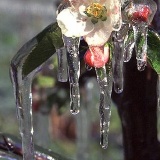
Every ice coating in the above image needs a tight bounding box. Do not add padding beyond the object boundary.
[112,32,124,94]
[133,22,148,71]
[56,47,68,82]
[10,38,39,160]
[63,36,80,114]
[128,0,157,24]
[95,67,112,148]
[9,0,159,158]
[125,0,157,70]
[123,27,135,62]
[56,1,70,83]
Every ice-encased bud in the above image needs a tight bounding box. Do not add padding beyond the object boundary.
[126,0,157,24]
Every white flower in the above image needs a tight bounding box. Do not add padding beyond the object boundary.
[57,0,122,46]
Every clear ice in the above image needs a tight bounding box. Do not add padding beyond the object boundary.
[112,32,124,94]
[95,66,112,149]
[9,0,159,157]
[106,62,113,97]
[10,38,39,160]
[63,36,80,114]
[125,0,157,70]
[133,22,148,71]
[56,47,68,82]
[123,27,135,62]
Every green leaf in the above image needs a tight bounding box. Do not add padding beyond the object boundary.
[37,75,55,88]
[22,22,64,78]
[147,28,160,74]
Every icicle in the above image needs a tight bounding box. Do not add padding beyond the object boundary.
[63,36,80,114]
[9,38,42,160]
[125,0,157,70]
[95,66,112,149]
[56,47,68,82]
[133,22,148,71]
[123,28,135,62]
[96,67,112,109]
[110,0,122,31]
[10,68,35,160]
[112,33,124,94]
[106,61,113,97]
[56,0,70,82]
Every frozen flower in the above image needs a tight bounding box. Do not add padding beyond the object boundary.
[57,0,122,46]
[84,44,110,68]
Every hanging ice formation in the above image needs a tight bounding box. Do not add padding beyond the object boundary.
[123,25,135,62]
[55,0,122,148]
[10,0,158,159]
[56,47,68,82]
[63,36,81,114]
[125,0,157,71]
[57,1,81,114]
[56,0,70,82]
[112,29,125,94]
[95,66,112,148]
[10,38,40,160]
[55,0,157,149]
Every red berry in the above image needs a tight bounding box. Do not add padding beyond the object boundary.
[84,45,110,68]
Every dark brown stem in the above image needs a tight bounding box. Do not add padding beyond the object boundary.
[112,53,160,160]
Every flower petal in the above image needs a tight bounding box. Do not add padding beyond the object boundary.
[99,0,106,4]
[69,0,81,9]
[84,21,112,46]
[69,0,90,9]
[82,0,92,5]
[57,8,94,37]
[79,5,87,16]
